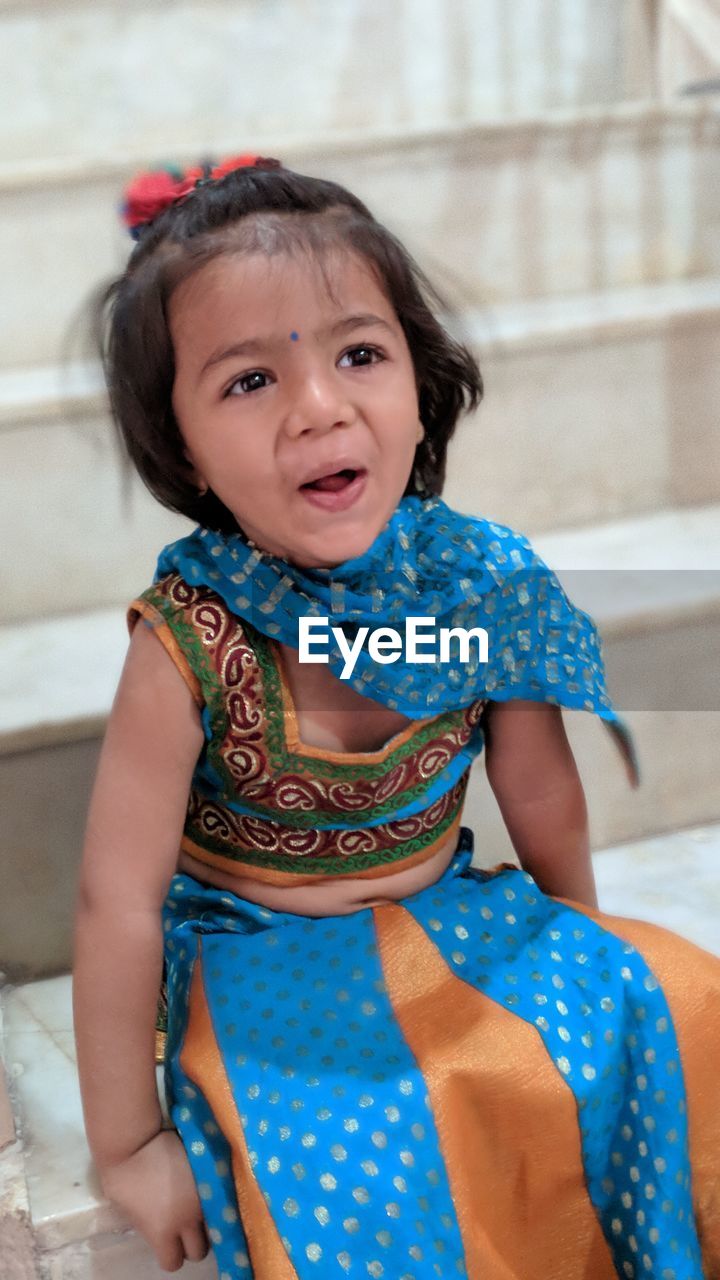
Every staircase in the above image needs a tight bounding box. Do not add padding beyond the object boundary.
[1,2,719,1275]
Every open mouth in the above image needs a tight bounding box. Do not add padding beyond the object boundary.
[300,468,363,493]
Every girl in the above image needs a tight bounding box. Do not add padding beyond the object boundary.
[74,155,720,1280]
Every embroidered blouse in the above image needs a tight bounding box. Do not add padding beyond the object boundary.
[128,573,485,886]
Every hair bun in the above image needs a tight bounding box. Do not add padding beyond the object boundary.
[120,153,283,239]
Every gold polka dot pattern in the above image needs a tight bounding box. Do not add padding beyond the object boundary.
[162,831,715,1278]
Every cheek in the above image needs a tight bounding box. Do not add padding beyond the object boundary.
[197,433,276,500]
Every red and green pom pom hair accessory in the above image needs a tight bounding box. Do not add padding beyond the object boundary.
[120,153,281,240]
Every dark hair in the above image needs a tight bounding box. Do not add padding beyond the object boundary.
[94,161,483,532]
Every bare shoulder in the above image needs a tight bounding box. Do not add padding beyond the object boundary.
[482,698,567,741]
[112,619,203,742]
[78,622,204,909]
[481,699,578,798]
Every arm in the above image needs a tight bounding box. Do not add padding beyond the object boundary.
[73,620,207,1269]
[481,699,598,908]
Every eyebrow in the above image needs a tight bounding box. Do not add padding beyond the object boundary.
[198,313,396,383]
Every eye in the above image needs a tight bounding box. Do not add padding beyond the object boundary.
[225,370,272,396]
[338,345,385,369]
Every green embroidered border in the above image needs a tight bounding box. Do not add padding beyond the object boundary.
[196,768,472,830]
[136,581,230,749]
[185,781,468,876]
[143,577,477,827]
[247,620,470,781]
[245,616,471,803]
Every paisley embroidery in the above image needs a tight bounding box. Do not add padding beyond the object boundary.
[134,576,483,876]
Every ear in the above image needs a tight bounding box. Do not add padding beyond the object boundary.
[416,420,425,444]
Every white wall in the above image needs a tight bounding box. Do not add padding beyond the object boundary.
[0,0,655,166]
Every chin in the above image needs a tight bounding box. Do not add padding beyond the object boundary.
[288,528,375,570]
[293,544,362,570]
[327,522,388,564]
[288,494,403,569]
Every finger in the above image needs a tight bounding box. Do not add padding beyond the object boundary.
[156,1236,185,1273]
[181,1224,210,1262]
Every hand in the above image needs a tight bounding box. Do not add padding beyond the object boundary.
[100,1129,210,1272]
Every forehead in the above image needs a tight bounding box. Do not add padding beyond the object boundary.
[168,248,395,346]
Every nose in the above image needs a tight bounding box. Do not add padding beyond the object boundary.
[282,361,356,438]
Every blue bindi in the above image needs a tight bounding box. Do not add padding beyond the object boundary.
[290,330,299,341]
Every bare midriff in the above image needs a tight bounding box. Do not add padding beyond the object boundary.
[176,641,465,916]
[177,830,461,917]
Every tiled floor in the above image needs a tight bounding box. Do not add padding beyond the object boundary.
[2,988,169,1255]
[2,821,719,1275]
[593,822,720,955]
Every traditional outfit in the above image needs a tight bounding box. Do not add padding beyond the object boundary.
[128,496,720,1280]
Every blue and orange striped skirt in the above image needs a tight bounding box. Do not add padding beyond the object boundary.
[162,829,720,1279]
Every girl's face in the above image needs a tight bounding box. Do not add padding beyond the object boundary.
[170,248,424,568]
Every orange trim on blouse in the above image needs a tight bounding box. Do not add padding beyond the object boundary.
[128,575,483,883]
[128,598,204,707]
[271,639,436,765]
[179,811,464,886]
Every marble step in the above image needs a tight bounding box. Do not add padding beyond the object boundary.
[3,275,720,625]
[2,99,720,369]
[1,503,719,983]
[2,820,719,1279]
[0,0,653,168]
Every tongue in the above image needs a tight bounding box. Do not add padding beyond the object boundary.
[309,470,354,492]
